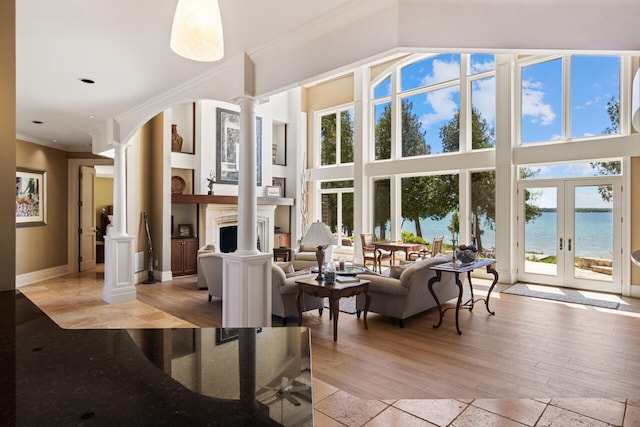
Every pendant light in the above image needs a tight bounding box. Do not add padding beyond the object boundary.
[170,0,224,62]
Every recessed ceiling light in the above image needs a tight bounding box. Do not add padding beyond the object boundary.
[51,139,57,143]
[88,115,95,119]
[32,120,43,124]
[79,78,95,84]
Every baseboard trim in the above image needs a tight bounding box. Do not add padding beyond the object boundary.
[16,264,70,288]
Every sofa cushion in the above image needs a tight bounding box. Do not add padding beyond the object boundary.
[295,252,318,261]
[300,245,318,252]
[276,261,295,274]
[389,264,408,279]
[358,274,408,296]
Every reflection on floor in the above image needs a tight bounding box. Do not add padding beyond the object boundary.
[18,267,640,426]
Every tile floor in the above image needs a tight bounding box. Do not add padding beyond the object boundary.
[313,379,640,426]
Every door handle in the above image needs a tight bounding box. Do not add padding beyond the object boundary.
[568,238,572,251]
[559,238,563,250]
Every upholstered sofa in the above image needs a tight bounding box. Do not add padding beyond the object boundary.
[292,244,355,271]
[271,262,324,325]
[355,254,458,327]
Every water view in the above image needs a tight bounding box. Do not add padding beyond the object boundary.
[384,210,613,260]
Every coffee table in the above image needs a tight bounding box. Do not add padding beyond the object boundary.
[295,277,371,341]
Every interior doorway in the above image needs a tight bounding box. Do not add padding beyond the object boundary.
[517,177,622,293]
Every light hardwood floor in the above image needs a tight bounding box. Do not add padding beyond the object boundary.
[19,268,640,403]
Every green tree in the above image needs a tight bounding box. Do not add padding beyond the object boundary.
[375,104,392,160]
[440,107,494,250]
[340,110,354,163]
[374,179,390,240]
[320,113,336,165]
[590,96,620,201]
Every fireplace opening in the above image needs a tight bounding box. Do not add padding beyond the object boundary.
[220,226,238,253]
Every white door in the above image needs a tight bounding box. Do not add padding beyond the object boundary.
[79,166,96,271]
[517,177,621,293]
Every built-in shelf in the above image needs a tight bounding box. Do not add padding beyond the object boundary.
[172,194,294,206]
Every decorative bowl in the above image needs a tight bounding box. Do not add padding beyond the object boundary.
[456,249,477,264]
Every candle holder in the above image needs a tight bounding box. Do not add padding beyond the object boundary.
[451,238,457,261]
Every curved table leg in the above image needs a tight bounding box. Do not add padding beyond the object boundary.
[466,271,475,311]
[454,272,463,335]
[428,271,444,329]
[484,264,499,315]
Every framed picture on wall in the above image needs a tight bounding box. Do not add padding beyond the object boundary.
[216,108,262,186]
[178,224,192,238]
[16,168,46,227]
[272,177,286,196]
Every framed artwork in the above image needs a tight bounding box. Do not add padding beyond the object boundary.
[265,186,281,197]
[16,168,46,227]
[272,177,286,196]
[216,108,262,186]
[178,224,192,238]
[216,327,262,345]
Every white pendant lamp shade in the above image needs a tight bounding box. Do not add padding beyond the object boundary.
[170,0,224,62]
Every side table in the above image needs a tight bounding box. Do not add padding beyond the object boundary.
[295,277,371,341]
[427,259,499,334]
[273,247,292,262]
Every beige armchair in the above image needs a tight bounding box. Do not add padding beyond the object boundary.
[271,262,324,325]
[197,252,223,303]
[197,244,218,289]
[355,254,458,327]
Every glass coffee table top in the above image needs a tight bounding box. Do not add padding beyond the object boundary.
[310,265,370,276]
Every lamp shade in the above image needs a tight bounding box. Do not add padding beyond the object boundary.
[170,0,224,62]
[300,221,336,247]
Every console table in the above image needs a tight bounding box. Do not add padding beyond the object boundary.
[427,259,498,334]
[295,277,370,341]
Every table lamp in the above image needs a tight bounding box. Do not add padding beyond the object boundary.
[301,221,337,280]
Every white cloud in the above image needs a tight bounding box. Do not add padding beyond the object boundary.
[419,87,460,127]
[421,58,460,87]
[472,77,496,124]
[471,59,495,74]
[522,79,556,125]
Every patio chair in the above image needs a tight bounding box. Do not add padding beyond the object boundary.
[408,236,444,261]
[360,233,381,272]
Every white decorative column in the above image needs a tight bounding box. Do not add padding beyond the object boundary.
[222,97,272,327]
[103,143,136,303]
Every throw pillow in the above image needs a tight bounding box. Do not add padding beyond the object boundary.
[275,261,295,274]
[389,265,407,279]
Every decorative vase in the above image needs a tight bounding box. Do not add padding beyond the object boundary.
[171,124,183,152]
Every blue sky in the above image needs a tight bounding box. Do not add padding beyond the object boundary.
[375,54,620,155]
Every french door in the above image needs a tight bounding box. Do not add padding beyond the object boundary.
[517,177,621,293]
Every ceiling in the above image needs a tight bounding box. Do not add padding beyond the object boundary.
[15,0,640,152]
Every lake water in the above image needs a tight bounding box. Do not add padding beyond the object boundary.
[388,211,613,259]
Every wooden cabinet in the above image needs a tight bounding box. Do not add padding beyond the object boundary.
[171,238,198,276]
[274,233,291,248]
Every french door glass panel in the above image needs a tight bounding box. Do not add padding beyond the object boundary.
[518,178,620,292]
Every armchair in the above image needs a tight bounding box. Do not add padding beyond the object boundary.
[271,262,324,325]
[197,251,223,303]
